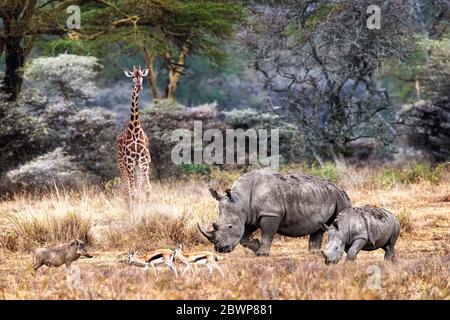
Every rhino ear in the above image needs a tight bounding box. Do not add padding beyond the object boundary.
[333,221,339,231]
[225,189,236,202]
[209,188,223,201]
[69,239,77,246]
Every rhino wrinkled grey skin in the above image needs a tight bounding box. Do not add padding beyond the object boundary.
[321,206,400,264]
[198,169,352,256]
[33,239,93,271]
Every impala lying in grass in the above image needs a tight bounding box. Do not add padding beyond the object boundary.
[174,244,224,277]
[127,249,178,278]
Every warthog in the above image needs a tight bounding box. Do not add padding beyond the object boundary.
[198,169,352,256]
[33,239,93,271]
[321,206,400,264]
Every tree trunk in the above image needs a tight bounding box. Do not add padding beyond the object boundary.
[143,47,159,100]
[415,76,421,101]
[165,69,182,101]
[164,44,189,101]
[3,36,25,101]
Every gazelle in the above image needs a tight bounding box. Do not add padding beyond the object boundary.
[127,249,178,278]
[173,244,224,277]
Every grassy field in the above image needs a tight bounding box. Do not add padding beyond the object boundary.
[0,165,449,299]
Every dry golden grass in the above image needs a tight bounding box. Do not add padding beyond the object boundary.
[0,166,449,299]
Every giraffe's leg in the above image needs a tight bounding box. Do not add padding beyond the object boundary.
[125,165,137,212]
[139,159,151,201]
[135,163,149,204]
[117,158,134,207]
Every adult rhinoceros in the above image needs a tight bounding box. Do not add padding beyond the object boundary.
[198,169,352,256]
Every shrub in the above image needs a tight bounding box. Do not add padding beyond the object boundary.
[141,103,228,179]
[24,54,100,103]
[3,148,98,192]
[0,93,49,180]
[375,162,448,188]
[1,211,92,251]
[224,108,302,164]
[178,164,212,176]
[132,214,207,247]
[396,208,414,234]
[306,162,340,182]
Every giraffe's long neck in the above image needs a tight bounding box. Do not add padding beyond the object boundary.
[128,84,140,130]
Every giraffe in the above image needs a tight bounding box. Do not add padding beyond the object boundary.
[116,65,152,207]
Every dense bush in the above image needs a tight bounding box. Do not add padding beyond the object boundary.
[24,54,100,103]
[1,55,119,192]
[141,103,228,179]
[65,108,119,180]
[3,148,99,192]
[399,98,450,161]
[0,93,50,180]
[224,109,303,164]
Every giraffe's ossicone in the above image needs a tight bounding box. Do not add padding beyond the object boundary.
[116,65,151,206]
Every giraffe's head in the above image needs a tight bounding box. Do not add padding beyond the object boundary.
[124,65,149,91]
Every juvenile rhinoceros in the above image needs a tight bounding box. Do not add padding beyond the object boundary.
[321,206,400,264]
[33,239,93,271]
[198,169,352,256]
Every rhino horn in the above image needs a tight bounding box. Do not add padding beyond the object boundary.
[212,222,219,231]
[197,223,215,242]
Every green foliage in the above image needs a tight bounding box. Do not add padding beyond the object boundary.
[178,164,212,176]
[176,48,264,108]
[375,162,448,187]
[67,0,245,100]
[416,35,450,99]
[306,163,340,182]
[381,32,450,104]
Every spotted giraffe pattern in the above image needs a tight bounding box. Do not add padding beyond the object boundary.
[116,66,151,204]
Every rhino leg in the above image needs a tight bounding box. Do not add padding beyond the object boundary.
[256,216,280,257]
[346,239,366,261]
[240,225,260,253]
[383,229,399,263]
[308,229,325,253]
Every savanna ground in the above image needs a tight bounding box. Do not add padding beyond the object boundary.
[0,164,449,299]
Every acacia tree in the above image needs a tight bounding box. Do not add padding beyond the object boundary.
[75,0,244,101]
[0,0,84,101]
[239,0,418,162]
